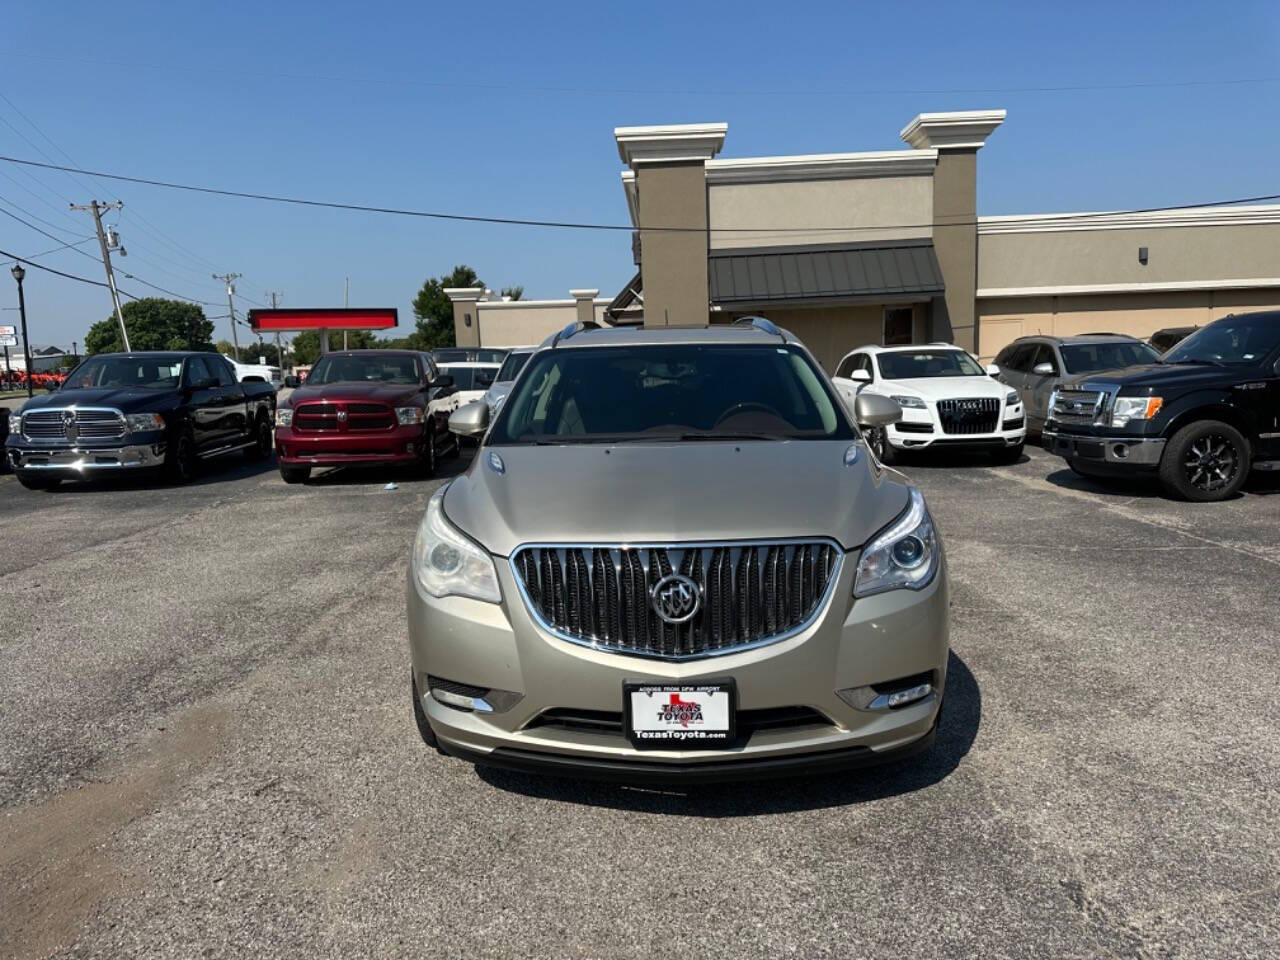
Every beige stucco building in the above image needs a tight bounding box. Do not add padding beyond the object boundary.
[453,111,1280,371]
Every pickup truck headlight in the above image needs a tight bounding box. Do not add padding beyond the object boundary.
[412,485,501,603]
[125,412,165,433]
[1111,396,1163,427]
[890,395,927,409]
[275,408,293,427]
[1006,391,1020,406]
[854,487,939,598]
[8,414,19,434]
[395,406,425,425]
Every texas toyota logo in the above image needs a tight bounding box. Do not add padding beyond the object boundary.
[650,573,700,625]
[657,693,703,728]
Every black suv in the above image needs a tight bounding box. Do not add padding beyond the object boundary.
[1042,311,1280,501]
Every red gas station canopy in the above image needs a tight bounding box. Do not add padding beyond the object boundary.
[247,308,398,332]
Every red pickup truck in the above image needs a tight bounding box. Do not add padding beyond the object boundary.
[273,350,457,483]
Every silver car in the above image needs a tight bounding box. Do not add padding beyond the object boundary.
[482,346,536,416]
[995,334,1160,435]
[407,320,949,782]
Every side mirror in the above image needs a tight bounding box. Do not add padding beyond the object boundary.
[283,375,299,388]
[432,374,454,389]
[449,400,490,437]
[191,376,219,390]
[45,383,58,393]
[854,393,902,428]
[850,369,872,383]
[985,364,1001,377]
[1032,362,1055,376]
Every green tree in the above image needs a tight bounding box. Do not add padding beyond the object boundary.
[410,265,483,350]
[290,330,377,365]
[500,285,524,301]
[84,299,214,355]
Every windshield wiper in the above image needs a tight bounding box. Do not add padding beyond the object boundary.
[675,431,787,442]
[1173,357,1225,367]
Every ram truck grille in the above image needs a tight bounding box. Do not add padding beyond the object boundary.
[292,401,395,432]
[936,397,1000,435]
[511,541,842,660]
[22,408,126,442]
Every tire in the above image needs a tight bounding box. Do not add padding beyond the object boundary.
[245,413,273,461]
[411,672,440,749]
[411,427,437,478]
[866,426,898,465]
[279,465,310,484]
[16,471,59,491]
[165,427,198,484]
[443,432,461,460]
[991,442,1024,465]
[1158,420,1249,502]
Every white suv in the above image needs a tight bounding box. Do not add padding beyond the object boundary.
[832,344,1025,464]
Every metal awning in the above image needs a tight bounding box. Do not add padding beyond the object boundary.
[709,240,943,305]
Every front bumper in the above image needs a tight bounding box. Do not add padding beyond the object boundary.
[1042,428,1166,466]
[6,440,166,472]
[887,405,1025,451]
[407,550,949,781]
[275,423,426,466]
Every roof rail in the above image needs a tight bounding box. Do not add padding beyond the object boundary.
[731,315,784,340]
[549,319,602,348]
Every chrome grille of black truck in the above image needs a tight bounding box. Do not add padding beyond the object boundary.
[936,397,1000,435]
[1050,389,1107,426]
[21,408,126,442]
[510,541,842,660]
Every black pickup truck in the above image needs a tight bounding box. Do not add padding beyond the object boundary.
[5,351,276,490]
[1042,311,1280,501]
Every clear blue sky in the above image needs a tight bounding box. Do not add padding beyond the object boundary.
[3,0,1279,349]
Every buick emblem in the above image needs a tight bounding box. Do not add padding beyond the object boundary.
[650,573,701,625]
[62,409,78,442]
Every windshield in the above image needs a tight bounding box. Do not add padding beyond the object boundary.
[433,349,470,363]
[1162,314,1280,366]
[444,366,499,390]
[1061,341,1159,374]
[475,348,508,363]
[307,354,419,385]
[65,356,183,390]
[495,351,532,382]
[877,350,985,379]
[489,344,852,444]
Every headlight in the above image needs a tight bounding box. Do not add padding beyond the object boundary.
[275,408,293,427]
[854,487,939,598]
[412,485,501,603]
[889,395,927,409]
[396,406,425,425]
[1005,391,1020,406]
[1111,396,1163,427]
[125,412,165,433]
[8,414,19,434]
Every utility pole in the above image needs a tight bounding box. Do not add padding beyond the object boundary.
[266,291,284,370]
[213,273,241,358]
[70,201,129,351]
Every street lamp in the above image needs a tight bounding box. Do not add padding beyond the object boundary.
[11,262,33,399]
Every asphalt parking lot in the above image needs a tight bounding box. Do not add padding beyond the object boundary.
[2,446,1277,959]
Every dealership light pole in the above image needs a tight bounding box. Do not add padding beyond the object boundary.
[11,262,33,398]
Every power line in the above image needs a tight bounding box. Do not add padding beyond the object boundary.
[2,153,1279,236]
[4,50,1279,98]
[0,245,136,296]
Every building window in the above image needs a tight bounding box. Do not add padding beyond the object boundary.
[884,307,913,345]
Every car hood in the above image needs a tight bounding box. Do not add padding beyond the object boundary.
[443,440,910,557]
[879,376,1005,400]
[287,382,420,406]
[1065,363,1251,391]
[15,387,176,412]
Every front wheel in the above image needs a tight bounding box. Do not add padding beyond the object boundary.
[410,427,437,478]
[1158,420,1249,502]
[865,427,898,465]
[245,414,273,461]
[279,465,310,484]
[166,428,198,484]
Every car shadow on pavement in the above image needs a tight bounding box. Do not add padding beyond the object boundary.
[40,457,280,493]
[301,452,471,488]
[475,651,980,816]
[892,449,1028,471]
[1042,467,1167,500]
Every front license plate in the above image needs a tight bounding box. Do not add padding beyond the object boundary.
[624,681,736,750]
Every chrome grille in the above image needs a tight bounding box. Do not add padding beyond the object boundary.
[22,407,126,442]
[292,401,395,432]
[510,541,842,660]
[1051,389,1106,426]
[936,397,1000,435]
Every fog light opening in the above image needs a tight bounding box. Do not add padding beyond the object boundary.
[426,675,523,714]
[885,682,932,709]
[1113,443,1129,459]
